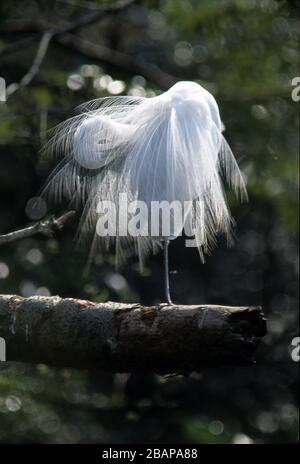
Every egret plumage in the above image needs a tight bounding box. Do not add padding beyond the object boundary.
[42,81,247,304]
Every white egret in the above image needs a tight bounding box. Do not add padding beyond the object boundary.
[42,81,247,305]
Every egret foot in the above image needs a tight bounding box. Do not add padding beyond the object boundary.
[156,301,174,311]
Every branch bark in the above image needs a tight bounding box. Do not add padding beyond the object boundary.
[56,33,177,89]
[1,17,177,90]
[0,211,75,246]
[1,0,137,52]
[6,32,53,97]
[0,295,266,373]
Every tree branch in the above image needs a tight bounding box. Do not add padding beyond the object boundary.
[0,0,137,58]
[56,33,177,89]
[6,32,53,97]
[0,295,266,373]
[0,211,76,246]
[0,4,178,90]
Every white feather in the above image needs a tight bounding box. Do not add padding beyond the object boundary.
[42,81,247,264]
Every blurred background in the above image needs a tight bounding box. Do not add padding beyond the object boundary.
[0,0,299,444]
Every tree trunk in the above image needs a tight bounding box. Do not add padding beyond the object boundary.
[0,294,266,373]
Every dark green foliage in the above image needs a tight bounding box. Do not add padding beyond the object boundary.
[0,0,298,444]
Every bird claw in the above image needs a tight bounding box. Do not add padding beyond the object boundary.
[156,302,174,311]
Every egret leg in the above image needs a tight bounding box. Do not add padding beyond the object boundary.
[163,239,173,306]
